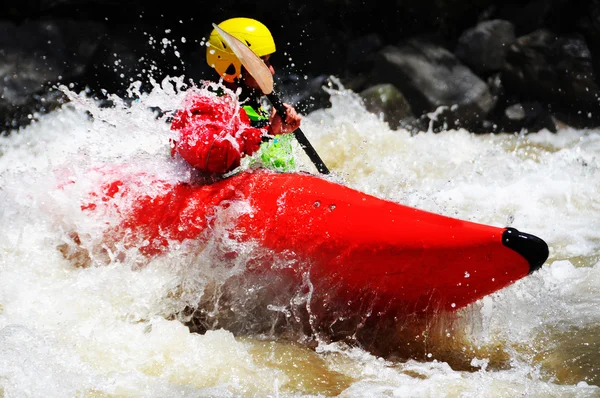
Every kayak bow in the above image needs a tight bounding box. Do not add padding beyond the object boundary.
[90,168,548,315]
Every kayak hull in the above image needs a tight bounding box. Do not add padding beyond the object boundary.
[89,168,547,317]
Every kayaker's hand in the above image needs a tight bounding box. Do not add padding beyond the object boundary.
[269,103,301,135]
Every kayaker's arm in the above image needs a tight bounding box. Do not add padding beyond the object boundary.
[267,102,301,136]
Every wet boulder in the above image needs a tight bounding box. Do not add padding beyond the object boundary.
[577,0,600,79]
[346,33,384,75]
[455,19,516,76]
[482,73,558,133]
[499,102,557,133]
[0,20,104,133]
[359,83,414,130]
[369,37,496,131]
[503,29,600,128]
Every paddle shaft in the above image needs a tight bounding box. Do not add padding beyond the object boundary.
[266,93,330,175]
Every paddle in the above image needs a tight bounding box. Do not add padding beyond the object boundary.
[212,23,330,175]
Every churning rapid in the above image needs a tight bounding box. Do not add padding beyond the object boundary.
[1,76,599,397]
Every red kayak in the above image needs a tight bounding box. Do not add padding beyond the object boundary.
[84,168,548,318]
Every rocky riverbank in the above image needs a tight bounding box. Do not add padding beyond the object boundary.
[1,0,598,135]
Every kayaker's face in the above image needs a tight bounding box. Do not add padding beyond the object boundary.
[241,55,275,89]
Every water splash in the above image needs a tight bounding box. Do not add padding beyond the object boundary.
[1,75,600,396]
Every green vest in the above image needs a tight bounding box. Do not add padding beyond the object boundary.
[259,133,296,171]
[242,104,296,172]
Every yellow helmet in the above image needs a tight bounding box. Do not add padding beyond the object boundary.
[206,17,276,83]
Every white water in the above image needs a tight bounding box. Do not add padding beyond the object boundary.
[1,76,599,397]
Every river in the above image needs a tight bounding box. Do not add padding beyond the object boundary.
[0,76,599,397]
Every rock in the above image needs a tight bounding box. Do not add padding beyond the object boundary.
[359,84,413,130]
[0,89,68,135]
[503,29,600,128]
[0,19,105,132]
[501,102,557,133]
[577,0,600,80]
[370,37,495,131]
[505,103,526,120]
[346,33,384,74]
[482,73,558,133]
[1,0,599,133]
[455,19,516,76]
[493,0,580,36]
[0,20,103,103]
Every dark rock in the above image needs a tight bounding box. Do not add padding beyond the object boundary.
[370,37,495,131]
[81,24,169,98]
[359,84,413,130]
[455,19,515,76]
[0,89,69,135]
[503,29,600,128]
[492,0,578,36]
[346,33,384,75]
[0,20,104,104]
[500,102,557,133]
[577,0,600,80]
[0,19,105,132]
[483,73,558,133]
[0,0,599,134]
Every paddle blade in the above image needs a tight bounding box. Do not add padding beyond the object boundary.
[211,23,274,94]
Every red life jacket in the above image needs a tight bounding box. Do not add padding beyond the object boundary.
[170,89,264,174]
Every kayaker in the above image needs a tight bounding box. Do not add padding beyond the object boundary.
[205,17,301,137]
[170,17,300,175]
